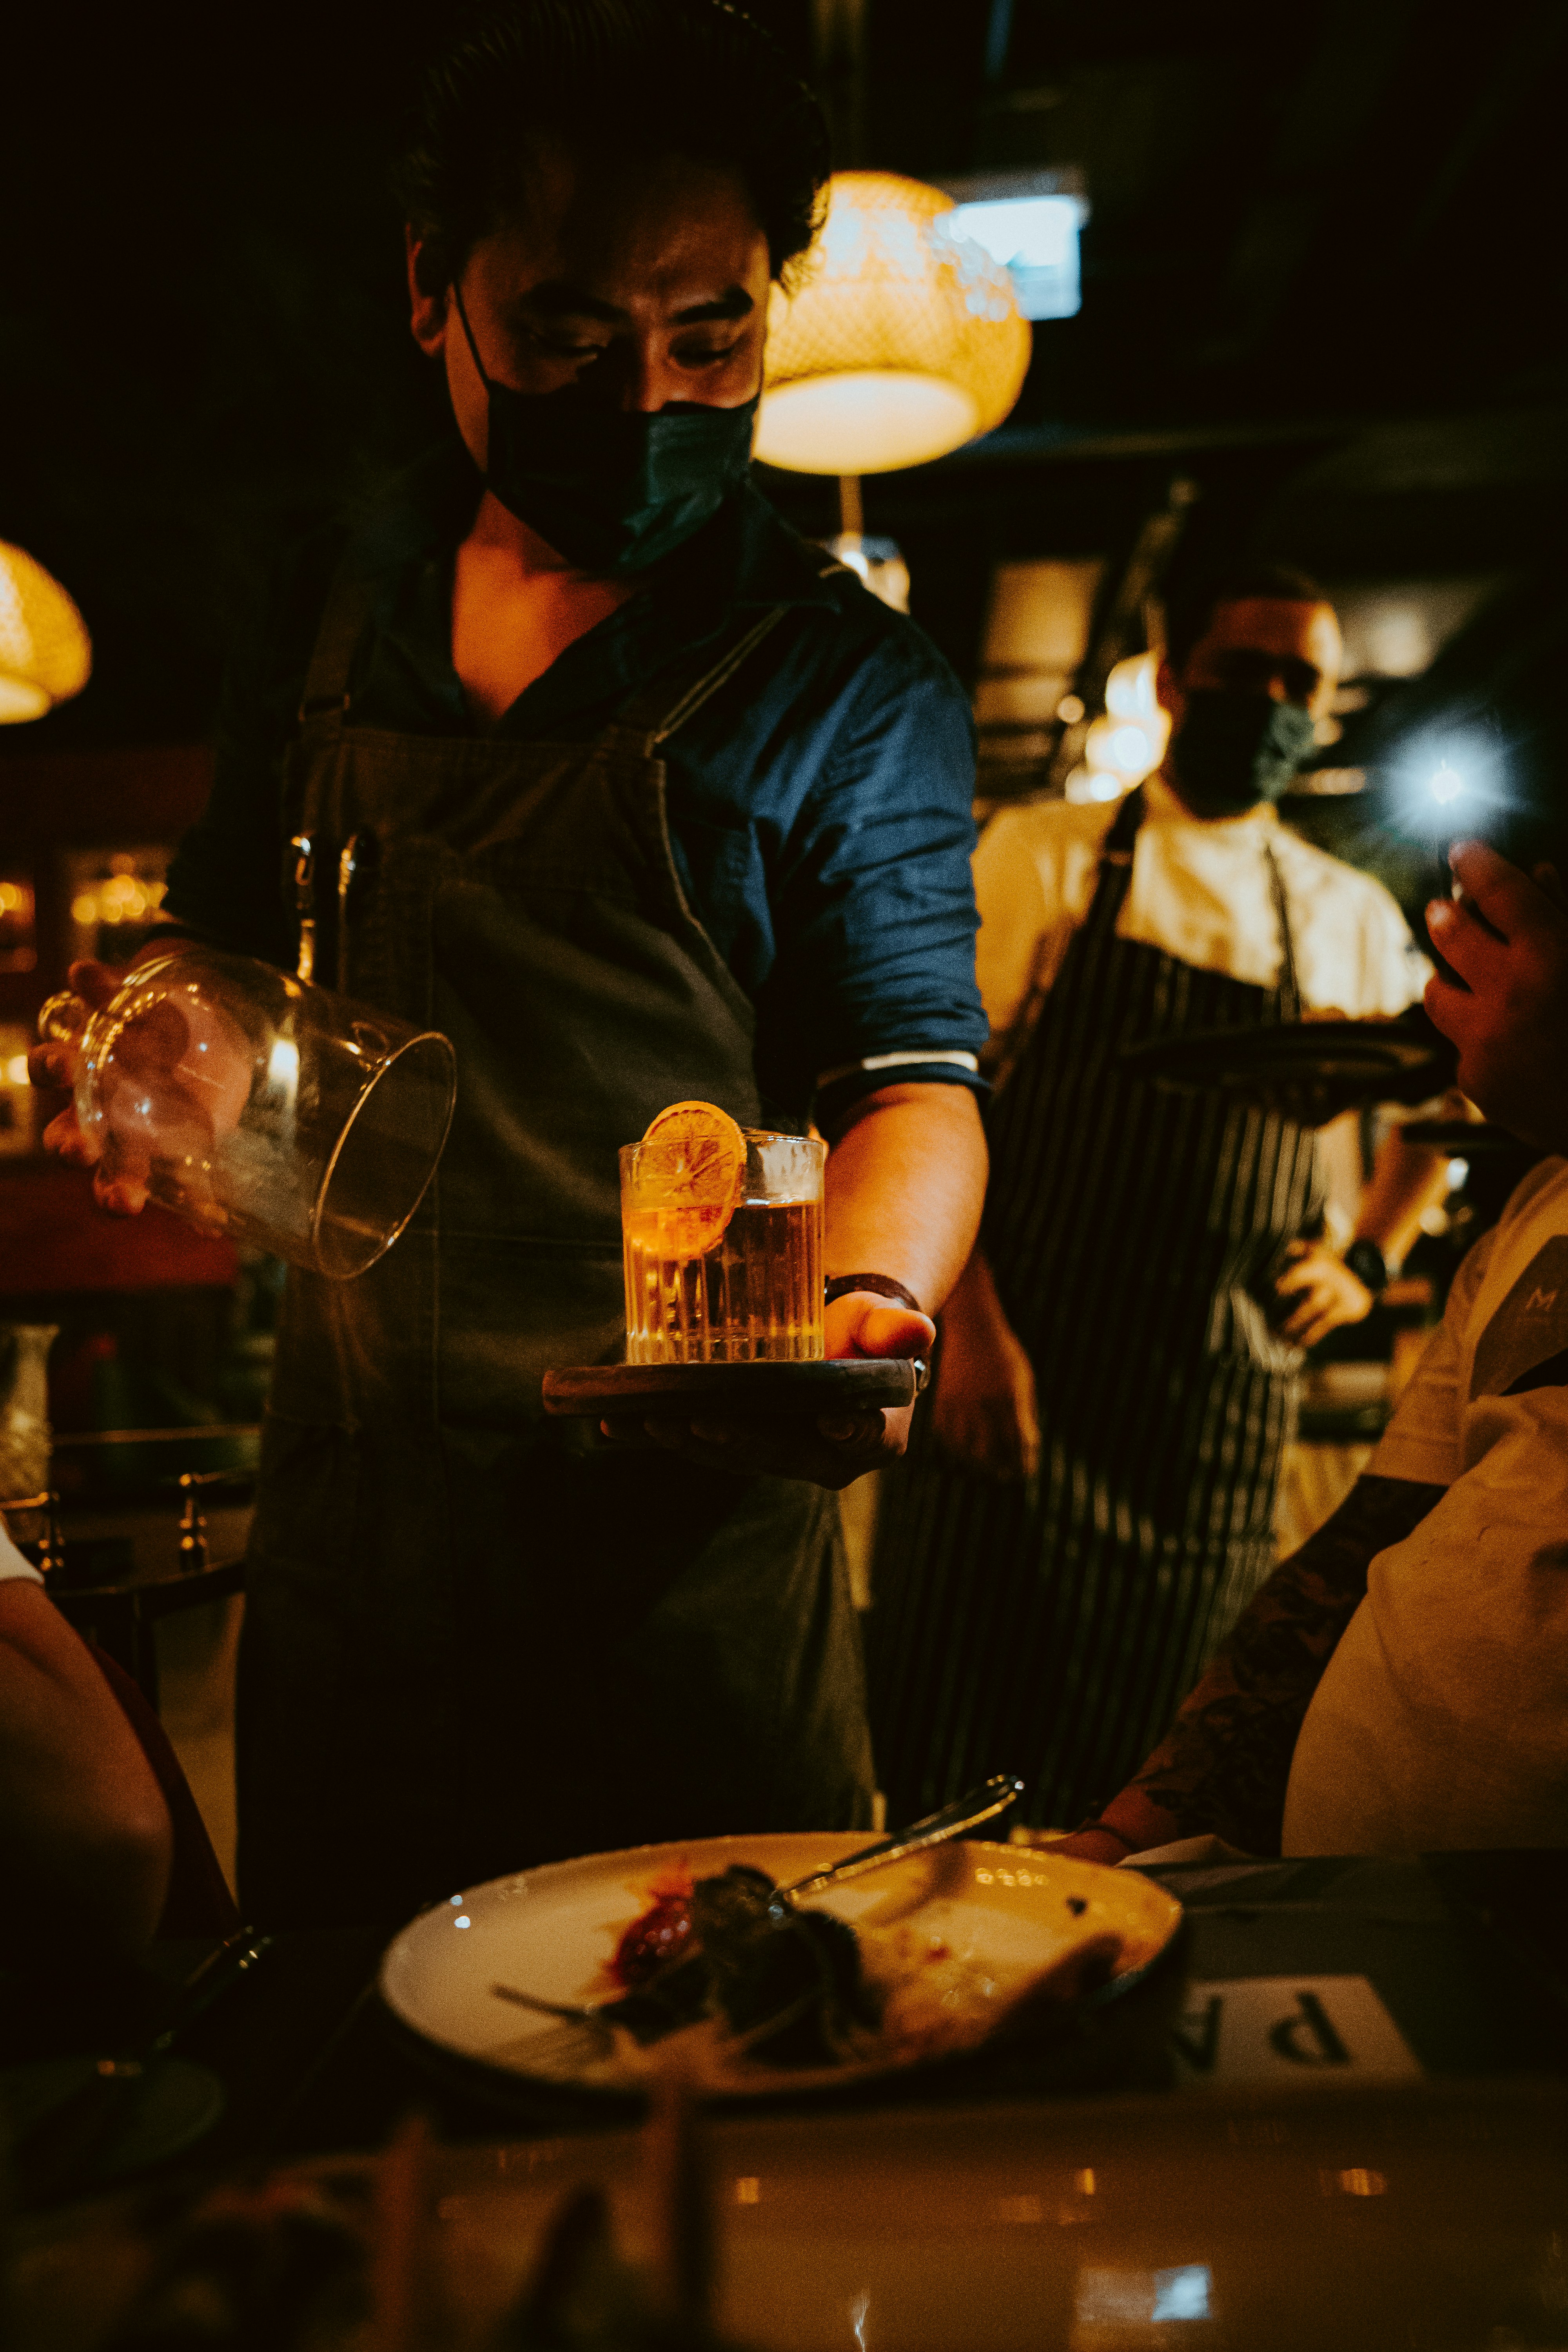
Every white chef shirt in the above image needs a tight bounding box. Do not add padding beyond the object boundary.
[0,1520,43,1586]
[1283,1156,1568,1853]
[974,775,1429,1068]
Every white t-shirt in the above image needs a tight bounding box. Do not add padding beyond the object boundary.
[974,775,1428,1064]
[1283,1157,1568,1853]
[0,1521,43,1587]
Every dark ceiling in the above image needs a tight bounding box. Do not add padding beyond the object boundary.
[2,0,1565,755]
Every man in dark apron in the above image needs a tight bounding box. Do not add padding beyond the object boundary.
[870,571,1438,1836]
[35,2,989,1927]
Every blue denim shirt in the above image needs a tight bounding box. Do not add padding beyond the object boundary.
[166,441,987,1125]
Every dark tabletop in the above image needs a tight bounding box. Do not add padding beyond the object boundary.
[5,1850,1566,2210]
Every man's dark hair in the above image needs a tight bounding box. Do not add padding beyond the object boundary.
[395,0,829,299]
[1165,561,1327,675]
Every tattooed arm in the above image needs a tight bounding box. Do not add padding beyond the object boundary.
[1053,1474,1446,1863]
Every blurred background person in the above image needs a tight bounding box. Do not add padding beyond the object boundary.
[1056,837,1568,1859]
[869,566,1449,1836]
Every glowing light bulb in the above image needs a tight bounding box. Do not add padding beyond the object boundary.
[1430,759,1463,806]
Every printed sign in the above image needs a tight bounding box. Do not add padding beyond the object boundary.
[1169,1975,1422,2085]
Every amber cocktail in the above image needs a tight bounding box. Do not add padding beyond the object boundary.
[621,1104,825,1365]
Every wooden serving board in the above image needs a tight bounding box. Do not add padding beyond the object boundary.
[542,1358,927,1417]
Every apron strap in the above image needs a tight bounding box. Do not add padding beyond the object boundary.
[296,565,380,731]
[1094,786,1303,1018]
[643,606,790,747]
[1261,838,1303,1021]
[612,559,849,753]
[988,787,1145,1088]
[283,561,382,980]
[1100,782,1146,865]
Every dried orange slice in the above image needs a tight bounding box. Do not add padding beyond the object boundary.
[635,1100,746,1255]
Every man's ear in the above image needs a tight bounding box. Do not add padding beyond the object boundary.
[406,227,448,356]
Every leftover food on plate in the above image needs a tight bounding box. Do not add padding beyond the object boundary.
[492,1858,1138,2084]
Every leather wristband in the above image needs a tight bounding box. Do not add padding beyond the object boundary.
[824,1272,925,1314]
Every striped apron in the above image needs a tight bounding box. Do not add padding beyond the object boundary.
[868,785,1318,1830]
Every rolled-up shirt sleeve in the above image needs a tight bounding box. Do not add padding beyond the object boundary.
[754,628,988,1127]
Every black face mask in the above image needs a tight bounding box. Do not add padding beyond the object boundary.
[452,286,758,576]
[1171,691,1319,813]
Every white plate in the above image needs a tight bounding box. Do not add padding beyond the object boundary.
[377,1832,1183,2100]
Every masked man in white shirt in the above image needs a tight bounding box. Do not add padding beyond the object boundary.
[869,565,1446,1835]
[1053,839,1568,1859]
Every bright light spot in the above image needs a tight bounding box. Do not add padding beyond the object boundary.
[1152,2266,1213,2321]
[1085,706,1168,784]
[72,894,98,924]
[735,2176,760,2205]
[267,1038,300,1097]
[1446,1158,1469,1190]
[450,1894,464,1905]
[949,193,1087,318]
[0,881,21,911]
[1056,692,1085,723]
[849,2289,870,2350]
[1334,2168,1387,2198]
[1065,766,1129,804]
[1430,759,1464,806]
[1105,651,1160,722]
[4,1054,29,1085]
[1366,608,1430,678]
[454,1915,471,1929]
[1077,2267,1212,2327]
[1075,2169,1096,2196]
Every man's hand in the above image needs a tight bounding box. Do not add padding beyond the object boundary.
[26,959,148,1212]
[599,1291,936,1488]
[601,1079,982,1490]
[1272,1239,1374,1349]
[27,940,242,1220]
[1425,842,1568,1154]
[922,1242,1040,1482]
[931,1305,1040,1482]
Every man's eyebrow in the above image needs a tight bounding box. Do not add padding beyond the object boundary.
[671,287,755,324]
[511,283,756,326]
[516,282,626,323]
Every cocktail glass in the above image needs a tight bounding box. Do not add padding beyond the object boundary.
[621,1127,825,1364]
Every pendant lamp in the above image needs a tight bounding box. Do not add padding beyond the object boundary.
[0,543,91,722]
[757,171,1031,475]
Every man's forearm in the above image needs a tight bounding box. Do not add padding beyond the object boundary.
[1099,1474,1445,1855]
[1357,1126,1450,1267]
[824,1082,987,1314]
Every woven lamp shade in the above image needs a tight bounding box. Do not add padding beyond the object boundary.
[0,543,91,723]
[757,171,1031,475]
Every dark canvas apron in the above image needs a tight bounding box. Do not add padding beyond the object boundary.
[869,786,1318,1830]
[237,566,873,1929]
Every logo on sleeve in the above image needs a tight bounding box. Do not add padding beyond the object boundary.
[1469,1237,1568,1399]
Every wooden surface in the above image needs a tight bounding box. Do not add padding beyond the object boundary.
[543,1357,924,1416]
